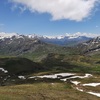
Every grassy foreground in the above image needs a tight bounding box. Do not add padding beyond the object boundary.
[0,82,99,100]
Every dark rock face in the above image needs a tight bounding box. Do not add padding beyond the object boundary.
[77,37,100,55]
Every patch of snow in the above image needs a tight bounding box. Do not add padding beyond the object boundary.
[60,76,84,81]
[85,74,93,77]
[18,76,26,80]
[37,74,57,79]
[56,36,64,39]
[87,92,100,97]
[29,73,75,79]
[42,35,56,39]
[38,73,75,79]
[68,36,79,39]
[55,73,75,77]
[29,76,35,79]
[0,68,8,73]
[60,78,67,82]
[71,81,81,85]
[15,35,24,39]
[83,83,100,87]
[76,87,100,97]
[27,34,36,38]
[60,74,93,81]
[92,42,96,44]
[76,87,84,92]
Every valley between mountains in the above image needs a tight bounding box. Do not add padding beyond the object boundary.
[0,33,100,100]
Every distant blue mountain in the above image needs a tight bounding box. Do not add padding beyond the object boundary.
[39,36,92,46]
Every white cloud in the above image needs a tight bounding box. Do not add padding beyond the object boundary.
[9,0,99,21]
[19,6,26,13]
[10,3,26,13]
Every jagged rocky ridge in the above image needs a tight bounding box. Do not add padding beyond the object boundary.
[77,36,100,55]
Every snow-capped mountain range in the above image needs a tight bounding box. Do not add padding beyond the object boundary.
[26,32,99,39]
[0,32,99,46]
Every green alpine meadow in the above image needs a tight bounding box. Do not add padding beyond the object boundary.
[0,0,100,100]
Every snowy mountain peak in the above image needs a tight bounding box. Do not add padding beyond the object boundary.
[65,32,99,39]
[0,32,19,39]
[26,34,39,38]
[42,35,64,39]
[40,32,99,40]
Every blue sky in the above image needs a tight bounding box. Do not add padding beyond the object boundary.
[0,0,100,36]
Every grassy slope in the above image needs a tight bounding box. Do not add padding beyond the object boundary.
[21,45,76,62]
[0,53,100,74]
[40,53,100,73]
[0,49,99,100]
[0,82,99,100]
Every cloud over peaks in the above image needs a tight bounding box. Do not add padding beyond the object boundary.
[9,0,99,21]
